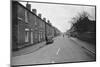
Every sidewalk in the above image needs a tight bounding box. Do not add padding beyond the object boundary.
[70,37,96,54]
[12,41,46,57]
[12,36,59,57]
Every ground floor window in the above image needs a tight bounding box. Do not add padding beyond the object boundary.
[25,28,29,42]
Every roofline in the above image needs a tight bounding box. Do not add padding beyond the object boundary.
[12,0,96,7]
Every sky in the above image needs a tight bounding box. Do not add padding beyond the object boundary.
[19,1,95,33]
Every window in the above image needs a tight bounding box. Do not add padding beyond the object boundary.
[35,32,37,39]
[25,11,28,23]
[25,28,29,42]
[34,17,37,25]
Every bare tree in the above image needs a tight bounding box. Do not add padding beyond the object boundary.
[71,11,90,33]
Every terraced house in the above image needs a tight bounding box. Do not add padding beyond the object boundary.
[12,1,61,51]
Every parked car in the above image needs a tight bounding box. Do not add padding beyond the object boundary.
[46,38,54,44]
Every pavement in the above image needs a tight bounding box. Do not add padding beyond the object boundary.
[12,41,46,57]
[70,37,96,54]
[11,35,96,66]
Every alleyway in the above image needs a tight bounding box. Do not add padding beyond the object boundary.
[11,35,96,65]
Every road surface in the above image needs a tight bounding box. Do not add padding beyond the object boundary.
[11,35,96,65]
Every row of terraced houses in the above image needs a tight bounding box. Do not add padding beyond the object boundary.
[12,1,61,51]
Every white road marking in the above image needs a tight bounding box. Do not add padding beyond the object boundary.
[56,48,60,55]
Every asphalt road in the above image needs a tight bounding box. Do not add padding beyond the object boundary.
[11,35,96,65]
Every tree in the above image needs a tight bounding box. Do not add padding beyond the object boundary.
[72,11,90,34]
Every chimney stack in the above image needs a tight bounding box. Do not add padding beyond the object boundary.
[47,20,52,25]
[43,18,46,22]
[38,13,42,18]
[26,3,31,10]
[47,20,50,23]
[32,9,37,14]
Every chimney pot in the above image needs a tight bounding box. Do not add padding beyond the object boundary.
[32,9,37,14]
[43,18,46,22]
[47,20,50,23]
[26,3,31,10]
[38,13,42,18]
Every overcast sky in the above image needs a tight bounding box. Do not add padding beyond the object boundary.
[20,1,95,33]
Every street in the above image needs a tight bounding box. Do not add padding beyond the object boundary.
[11,35,96,65]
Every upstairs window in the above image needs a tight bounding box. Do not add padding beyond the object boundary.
[25,10,28,23]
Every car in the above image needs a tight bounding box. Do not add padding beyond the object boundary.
[46,39,54,44]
